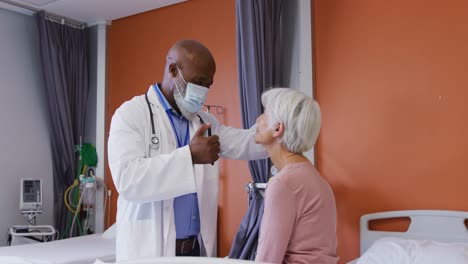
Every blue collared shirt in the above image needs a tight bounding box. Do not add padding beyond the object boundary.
[154,84,200,239]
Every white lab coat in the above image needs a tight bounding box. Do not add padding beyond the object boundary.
[108,85,266,261]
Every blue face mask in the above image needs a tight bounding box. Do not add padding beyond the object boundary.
[173,66,209,113]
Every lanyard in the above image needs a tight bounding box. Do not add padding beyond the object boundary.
[154,84,189,148]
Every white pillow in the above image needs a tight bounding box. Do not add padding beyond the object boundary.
[357,237,468,264]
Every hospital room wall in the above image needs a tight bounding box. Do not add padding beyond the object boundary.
[84,24,107,234]
[313,0,468,263]
[0,8,54,246]
[106,0,252,256]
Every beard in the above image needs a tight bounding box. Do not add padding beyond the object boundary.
[174,90,196,120]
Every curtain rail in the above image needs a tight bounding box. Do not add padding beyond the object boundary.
[44,15,85,29]
[0,0,85,28]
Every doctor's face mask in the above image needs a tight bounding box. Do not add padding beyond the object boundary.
[173,66,209,115]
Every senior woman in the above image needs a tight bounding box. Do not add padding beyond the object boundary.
[254,88,337,264]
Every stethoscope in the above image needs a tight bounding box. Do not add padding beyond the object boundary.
[145,91,211,150]
[145,92,160,149]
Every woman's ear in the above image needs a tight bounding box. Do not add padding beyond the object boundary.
[272,121,284,139]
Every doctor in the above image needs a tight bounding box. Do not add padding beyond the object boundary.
[108,39,266,261]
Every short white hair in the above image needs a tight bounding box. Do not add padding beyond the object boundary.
[261,88,321,153]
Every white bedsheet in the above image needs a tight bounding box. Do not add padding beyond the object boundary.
[0,226,116,264]
[352,237,468,264]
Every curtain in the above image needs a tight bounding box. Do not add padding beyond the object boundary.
[229,0,283,260]
[36,12,89,237]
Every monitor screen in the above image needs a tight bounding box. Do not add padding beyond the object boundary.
[23,180,41,203]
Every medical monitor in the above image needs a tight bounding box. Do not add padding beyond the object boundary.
[20,179,42,212]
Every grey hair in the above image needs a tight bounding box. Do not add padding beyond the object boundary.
[261,88,321,153]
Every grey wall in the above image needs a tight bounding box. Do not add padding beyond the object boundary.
[0,8,54,246]
[84,25,97,145]
[281,0,300,89]
[83,25,100,233]
[85,23,109,233]
[281,0,315,163]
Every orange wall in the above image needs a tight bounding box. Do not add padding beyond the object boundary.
[106,0,251,256]
[313,0,468,263]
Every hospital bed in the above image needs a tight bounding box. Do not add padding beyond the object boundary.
[348,210,468,264]
[0,224,116,264]
[99,257,271,264]
[0,223,271,264]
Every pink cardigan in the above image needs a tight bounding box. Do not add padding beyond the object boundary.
[255,162,338,264]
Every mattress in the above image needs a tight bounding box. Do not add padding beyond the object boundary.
[0,226,116,264]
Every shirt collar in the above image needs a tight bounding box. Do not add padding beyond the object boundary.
[154,83,184,119]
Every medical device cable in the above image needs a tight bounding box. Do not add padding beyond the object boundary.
[107,191,111,228]
[75,192,84,236]
[67,179,84,237]
[82,184,89,232]
[61,212,76,239]
[103,187,108,227]
[84,207,89,233]
[69,187,86,238]
[68,187,77,207]
[70,184,82,208]
[66,186,77,212]
[103,185,107,215]
[61,184,81,238]
[101,179,108,228]
[64,180,79,213]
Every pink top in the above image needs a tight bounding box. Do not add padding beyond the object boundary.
[255,162,338,264]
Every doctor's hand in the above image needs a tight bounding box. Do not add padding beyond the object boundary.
[189,123,220,164]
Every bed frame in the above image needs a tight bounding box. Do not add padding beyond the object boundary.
[360,210,468,254]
